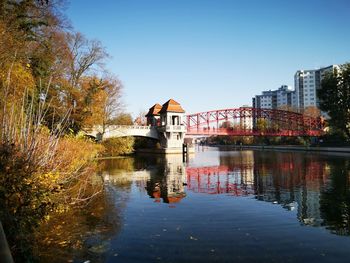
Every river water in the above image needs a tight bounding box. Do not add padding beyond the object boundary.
[37,147,350,263]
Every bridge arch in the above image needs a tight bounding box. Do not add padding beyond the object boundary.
[185,107,324,137]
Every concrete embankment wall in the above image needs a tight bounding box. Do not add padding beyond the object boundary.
[220,145,350,154]
[136,147,195,154]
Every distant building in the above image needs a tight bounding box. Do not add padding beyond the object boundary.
[252,85,296,110]
[239,106,253,130]
[252,90,277,109]
[294,65,338,109]
[276,85,297,109]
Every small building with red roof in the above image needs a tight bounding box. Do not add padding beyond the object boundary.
[145,99,187,152]
[145,103,162,126]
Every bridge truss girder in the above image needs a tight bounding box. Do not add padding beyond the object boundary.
[185,107,324,137]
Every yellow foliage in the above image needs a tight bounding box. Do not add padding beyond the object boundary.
[0,62,35,99]
[102,137,134,156]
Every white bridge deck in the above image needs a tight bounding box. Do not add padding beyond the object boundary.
[86,125,159,140]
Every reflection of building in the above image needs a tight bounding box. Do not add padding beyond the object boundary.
[164,154,186,203]
[253,152,328,226]
[146,154,187,204]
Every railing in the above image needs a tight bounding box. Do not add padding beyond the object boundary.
[85,125,153,134]
[107,125,152,130]
[158,125,186,132]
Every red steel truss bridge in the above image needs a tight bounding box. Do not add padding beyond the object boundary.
[185,107,324,137]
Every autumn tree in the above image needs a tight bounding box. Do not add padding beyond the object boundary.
[0,1,128,261]
[81,75,123,132]
[277,105,300,113]
[318,64,350,139]
[303,106,321,118]
[63,32,109,132]
[111,113,134,125]
[256,118,269,132]
[220,121,233,128]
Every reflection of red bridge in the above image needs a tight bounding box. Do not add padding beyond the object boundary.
[185,159,327,195]
[186,107,324,137]
[186,166,254,196]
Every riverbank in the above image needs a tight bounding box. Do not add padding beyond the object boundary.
[136,147,195,154]
[212,144,350,154]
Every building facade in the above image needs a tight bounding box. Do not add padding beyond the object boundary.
[146,99,187,150]
[252,85,296,110]
[276,85,297,108]
[294,65,338,109]
[252,90,277,109]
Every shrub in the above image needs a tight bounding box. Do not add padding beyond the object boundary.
[0,134,103,262]
[102,137,134,156]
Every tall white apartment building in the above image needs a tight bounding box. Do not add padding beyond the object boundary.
[294,65,338,109]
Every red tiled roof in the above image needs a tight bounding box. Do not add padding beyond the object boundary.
[159,99,185,113]
[145,103,162,117]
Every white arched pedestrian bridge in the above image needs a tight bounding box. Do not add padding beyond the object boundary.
[86,125,159,140]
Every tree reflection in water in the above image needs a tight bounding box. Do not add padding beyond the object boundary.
[34,171,127,263]
[320,158,350,235]
[34,150,350,263]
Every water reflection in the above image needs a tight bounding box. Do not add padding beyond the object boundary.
[146,155,186,204]
[187,151,254,195]
[320,158,350,235]
[35,173,125,263]
[100,150,350,236]
[35,149,350,262]
[100,155,187,205]
[251,152,329,227]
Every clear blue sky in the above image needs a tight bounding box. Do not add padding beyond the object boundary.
[66,0,350,116]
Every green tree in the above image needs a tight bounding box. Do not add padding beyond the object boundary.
[318,64,350,139]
